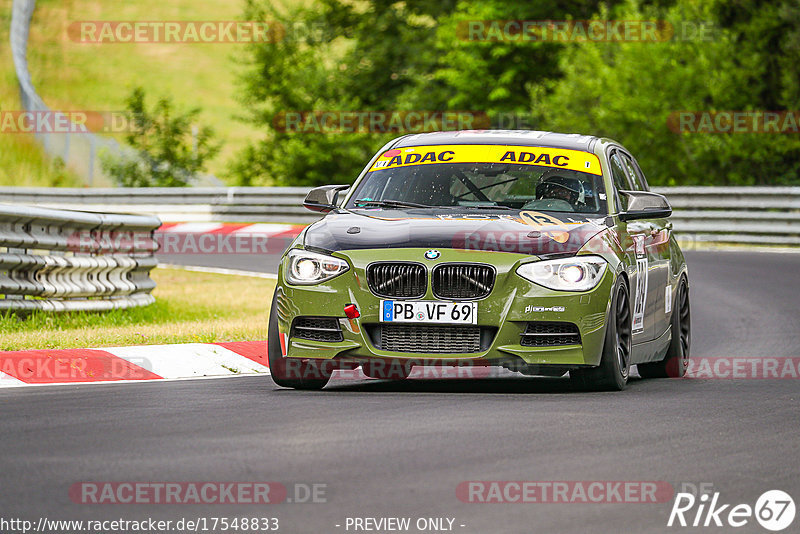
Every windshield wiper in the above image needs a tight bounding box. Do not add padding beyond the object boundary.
[354,198,515,210]
[449,204,515,210]
[353,199,433,209]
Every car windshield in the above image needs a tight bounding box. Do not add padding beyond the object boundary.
[347,147,607,214]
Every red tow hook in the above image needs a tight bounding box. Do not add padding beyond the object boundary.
[344,303,360,319]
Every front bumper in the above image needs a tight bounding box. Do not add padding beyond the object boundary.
[275,248,614,368]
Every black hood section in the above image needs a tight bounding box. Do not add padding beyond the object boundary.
[304,209,607,257]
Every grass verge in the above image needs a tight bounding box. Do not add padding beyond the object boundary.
[1,0,279,185]
[0,267,274,351]
[24,0,266,181]
[0,0,84,186]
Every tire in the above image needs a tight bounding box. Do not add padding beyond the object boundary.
[638,276,690,378]
[267,292,331,390]
[570,277,633,391]
[362,360,412,380]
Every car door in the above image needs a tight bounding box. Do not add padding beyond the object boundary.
[608,149,655,342]
[619,149,672,341]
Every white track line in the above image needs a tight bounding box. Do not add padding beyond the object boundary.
[231,223,297,235]
[676,241,800,254]
[0,372,271,390]
[157,263,278,279]
[160,222,225,233]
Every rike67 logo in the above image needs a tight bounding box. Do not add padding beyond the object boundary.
[668,489,795,531]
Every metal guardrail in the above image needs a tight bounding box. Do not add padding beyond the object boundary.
[0,186,798,245]
[0,204,161,313]
[651,187,800,245]
[0,187,321,223]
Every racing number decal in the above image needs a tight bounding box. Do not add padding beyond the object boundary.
[632,235,648,334]
[519,211,564,227]
[632,258,648,333]
[665,284,672,314]
[519,211,574,244]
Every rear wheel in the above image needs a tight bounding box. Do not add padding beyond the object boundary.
[267,292,331,390]
[638,276,690,378]
[571,277,632,391]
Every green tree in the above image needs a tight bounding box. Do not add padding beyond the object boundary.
[232,0,451,186]
[234,0,800,186]
[533,0,800,185]
[233,0,618,186]
[103,88,220,187]
[713,0,800,110]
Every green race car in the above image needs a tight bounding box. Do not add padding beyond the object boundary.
[269,130,690,391]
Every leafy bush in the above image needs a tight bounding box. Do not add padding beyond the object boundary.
[103,88,220,187]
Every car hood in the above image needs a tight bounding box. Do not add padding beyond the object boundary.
[304,209,608,257]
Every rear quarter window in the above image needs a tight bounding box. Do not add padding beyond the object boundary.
[608,152,632,211]
[621,153,648,191]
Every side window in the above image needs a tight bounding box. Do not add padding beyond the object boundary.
[620,153,648,191]
[608,152,632,211]
[630,156,650,191]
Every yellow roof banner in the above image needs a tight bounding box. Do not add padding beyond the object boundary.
[368,144,602,175]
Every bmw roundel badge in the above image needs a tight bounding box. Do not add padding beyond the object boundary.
[424,249,440,260]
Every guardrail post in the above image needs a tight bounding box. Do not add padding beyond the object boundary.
[3,247,25,301]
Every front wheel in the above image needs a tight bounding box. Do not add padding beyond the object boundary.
[267,292,331,390]
[638,276,690,378]
[570,277,632,391]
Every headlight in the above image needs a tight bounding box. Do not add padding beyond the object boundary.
[285,248,349,285]
[516,256,607,292]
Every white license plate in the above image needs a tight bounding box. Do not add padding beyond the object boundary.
[380,300,477,324]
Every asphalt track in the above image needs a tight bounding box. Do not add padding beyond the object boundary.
[2,248,799,533]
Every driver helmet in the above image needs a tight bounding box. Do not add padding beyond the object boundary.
[535,174,586,205]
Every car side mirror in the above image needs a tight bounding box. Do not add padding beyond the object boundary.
[618,190,672,221]
[303,185,350,213]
